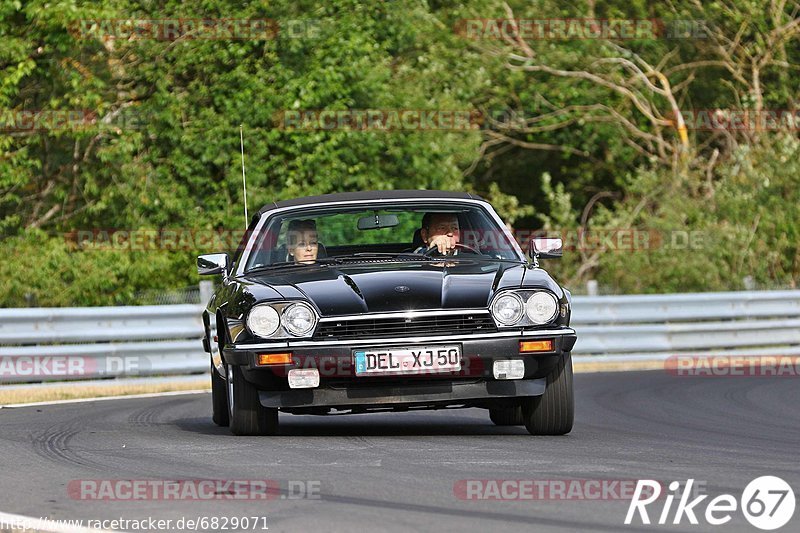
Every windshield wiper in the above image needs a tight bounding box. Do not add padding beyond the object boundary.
[326,252,433,262]
[341,252,526,264]
[245,262,305,273]
[245,257,349,274]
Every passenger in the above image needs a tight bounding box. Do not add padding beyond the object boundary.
[286,219,318,263]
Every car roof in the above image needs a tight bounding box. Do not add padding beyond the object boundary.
[256,190,484,215]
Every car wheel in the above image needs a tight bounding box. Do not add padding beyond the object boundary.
[489,406,524,426]
[521,352,574,435]
[210,358,229,427]
[227,363,279,436]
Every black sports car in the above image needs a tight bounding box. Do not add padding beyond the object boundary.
[198,190,576,435]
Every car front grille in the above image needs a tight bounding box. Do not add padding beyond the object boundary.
[315,312,497,339]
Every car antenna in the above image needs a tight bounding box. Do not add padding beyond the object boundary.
[240,124,249,229]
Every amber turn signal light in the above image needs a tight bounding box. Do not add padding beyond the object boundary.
[519,340,554,353]
[257,353,293,365]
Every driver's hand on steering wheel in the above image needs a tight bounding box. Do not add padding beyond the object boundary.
[427,234,457,255]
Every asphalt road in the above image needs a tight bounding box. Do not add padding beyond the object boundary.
[0,371,798,533]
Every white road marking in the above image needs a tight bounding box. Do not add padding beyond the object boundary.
[0,389,209,409]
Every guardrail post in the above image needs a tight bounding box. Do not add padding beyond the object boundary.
[199,281,214,306]
[586,280,598,296]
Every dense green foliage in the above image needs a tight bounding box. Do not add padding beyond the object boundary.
[1,0,798,305]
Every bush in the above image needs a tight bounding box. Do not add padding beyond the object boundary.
[0,229,197,306]
[539,136,800,293]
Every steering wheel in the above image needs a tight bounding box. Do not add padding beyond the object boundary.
[423,243,481,256]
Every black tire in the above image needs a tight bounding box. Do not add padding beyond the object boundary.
[210,358,229,427]
[521,353,574,435]
[227,364,279,436]
[489,406,524,426]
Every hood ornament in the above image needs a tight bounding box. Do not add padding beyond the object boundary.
[394,285,410,293]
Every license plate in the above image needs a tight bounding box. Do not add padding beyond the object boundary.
[354,345,461,375]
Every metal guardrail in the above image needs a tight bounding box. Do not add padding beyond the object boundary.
[570,290,800,361]
[0,305,207,383]
[1,290,798,383]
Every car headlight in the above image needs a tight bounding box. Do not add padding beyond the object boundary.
[525,291,558,324]
[247,305,281,337]
[283,302,317,336]
[491,293,524,325]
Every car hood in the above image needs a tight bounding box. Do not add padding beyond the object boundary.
[240,260,528,316]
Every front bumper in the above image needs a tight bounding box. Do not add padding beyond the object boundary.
[260,377,546,411]
[223,327,576,410]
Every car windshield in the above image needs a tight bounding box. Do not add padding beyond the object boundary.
[242,201,523,271]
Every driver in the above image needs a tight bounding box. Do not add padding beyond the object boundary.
[415,212,460,254]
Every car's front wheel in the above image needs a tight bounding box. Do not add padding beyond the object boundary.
[521,353,574,435]
[227,364,279,436]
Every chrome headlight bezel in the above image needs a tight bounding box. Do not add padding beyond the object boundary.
[524,291,559,325]
[282,302,317,337]
[489,290,561,327]
[245,304,281,338]
[491,293,524,325]
[245,301,318,339]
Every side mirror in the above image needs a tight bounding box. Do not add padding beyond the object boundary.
[197,253,230,276]
[529,238,563,259]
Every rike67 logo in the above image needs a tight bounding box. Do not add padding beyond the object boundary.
[625,477,795,530]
